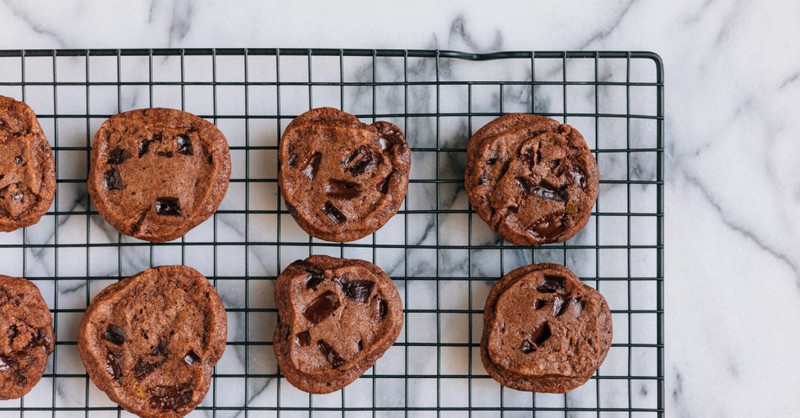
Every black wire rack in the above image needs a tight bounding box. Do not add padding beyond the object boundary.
[0,48,664,417]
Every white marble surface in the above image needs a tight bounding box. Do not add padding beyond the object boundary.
[0,1,798,417]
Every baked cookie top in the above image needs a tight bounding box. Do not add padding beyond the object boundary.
[481,263,612,393]
[0,95,56,232]
[274,255,404,393]
[279,108,411,242]
[0,275,55,400]
[465,114,598,246]
[88,108,231,242]
[78,265,227,418]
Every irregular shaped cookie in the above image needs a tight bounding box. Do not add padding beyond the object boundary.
[279,108,411,242]
[88,108,231,242]
[0,95,56,232]
[274,255,403,393]
[78,266,227,418]
[0,275,54,400]
[481,263,612,393]
[465,114,598,246]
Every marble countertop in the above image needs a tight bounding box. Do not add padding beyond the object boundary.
[1,1,798,416]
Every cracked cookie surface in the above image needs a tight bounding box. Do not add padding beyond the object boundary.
[88,108,231,242]
[481,263,612,393]
[465,114,598,246]
[0,275,55,400]
[78,266,227,418]
[279,108,411,242]
[0,95,56,232]
[274,255,403,393]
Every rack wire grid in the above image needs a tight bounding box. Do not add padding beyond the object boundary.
[0,48,663,417]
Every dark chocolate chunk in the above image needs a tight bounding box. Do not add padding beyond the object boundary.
[148,383,194,411]
[299,261,325,290]
[520,339,536,354]
[104,168,123,190]
[155,197,182,216]
[302,291,340,324]
[344,145,375,175]
[295,331,311,347]
[533,298,546,310]
[14,156,22,165]
[102,324,126,346]
[176,134,193,155]
[326,179,361,200]
[183,350,201,366]
[301,152,322,179]
[317,340,345,369]
[569,166,587,189]
[378,299,388,319]
[334,277,374,303]
[322,201,347,224]
[107,147,132,164]
[537,275,567,293]
[531,321,552,347]
[105,350,123,380]
[378,171,395,194]
[552,296,567,317]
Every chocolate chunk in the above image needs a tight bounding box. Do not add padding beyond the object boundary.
[317,340,345,369]
[183,350,201,366]
[287,153,298,167]
[326,179,361,200]
[516,177,537,194]
[148,383,194,411]
[569,166,587,189]
[533,298,546,310]
[12,192,23,202]
[378,171,395,194]
[14,156,22,165]
[139,136,157,157]
[133,341,170,381]
[176,134,193,155]
[322,201,346,224]
[104,168,123,190]
[552,296,567,317]
[102,324,126,345]
[334,277,374,303]
[344,145,375,175]
[532,185,565,202]
[107,147,132,164]
[537,275,567,293]
[301,152,322,179]
[0,356,11,372]
[155,197,182,216]
[530,213,568,240]
[295,331,311,347]
[105,350,123,380]
[298,261,325,290]
[520,339,536,354]
[531,321,551,347]
[378,299,388,319]
[279,323,291,341]
[302,291,340,324]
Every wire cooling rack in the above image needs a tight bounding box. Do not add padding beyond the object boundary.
[0,49,663,417]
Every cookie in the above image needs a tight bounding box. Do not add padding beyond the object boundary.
[481,263,612,393]
[273,255,404,393]
[88,108,231,242]
[0,275,55,400]
[465,114,598,246]
[279,108,411,242]
[0,95,56,232]
[78,266,227,418]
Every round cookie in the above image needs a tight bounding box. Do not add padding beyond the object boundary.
[0,275,55,400]
[0,95,56,232]
[78,266,227,418]
[465,114,598,246]
[273,255,404,394]
[88,108,231,242]
[481,263,612,393]
[279,108,411,242]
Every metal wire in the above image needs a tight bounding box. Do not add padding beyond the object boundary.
[0,48,664,416]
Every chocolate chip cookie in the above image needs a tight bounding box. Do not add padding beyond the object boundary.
[78,266,227,418]
[465,114,598,246]
[0,95,56,232]
[279,108,411,242]
[0,275,55,400]
[88,108,231,242]
[481,263,612,393]
[274,255,404,393]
